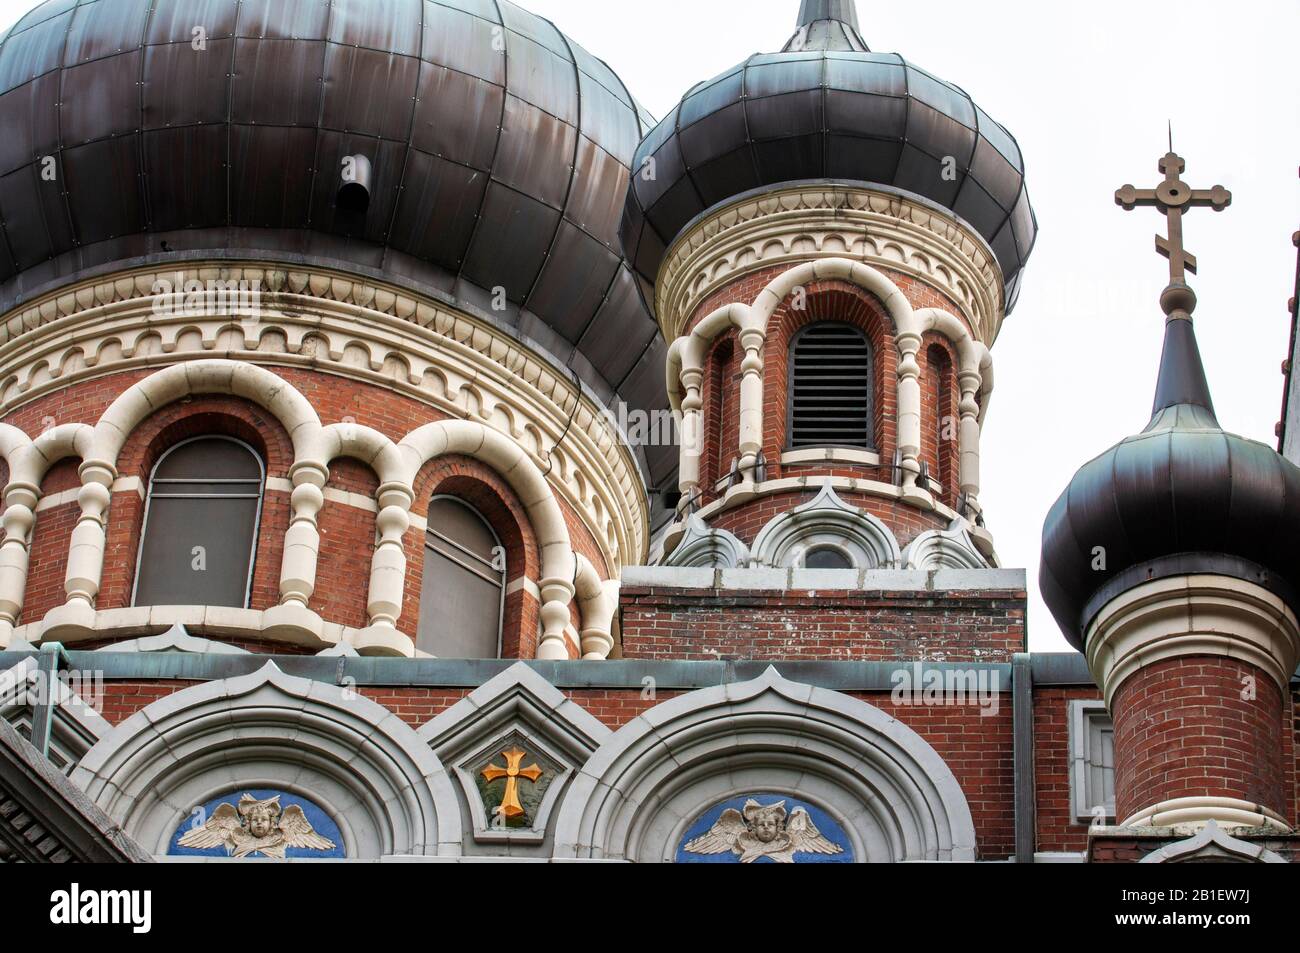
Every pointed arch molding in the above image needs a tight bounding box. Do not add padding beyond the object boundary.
[901,519,992,570]
[0,359,614,660]
[552,668,977,863]
[69,662,461,859]
[749,484,901,569]
[663,514,751,568]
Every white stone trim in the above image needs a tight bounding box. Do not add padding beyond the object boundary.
[621,564,1026,593]
[1137,820,1289,862]
[901,519,991,570]
[418,662,610,851]
[1122,797,1291,834]
[665,257,994,513]
[92,622,249,655]
[660,475,982,563]
[750,483,902,569]
[661,514,751,569]
[552,666,978,862]
[780,447,881,467]
[505,576,541,601]
[656,184,1004,346]
[1086,574,1300,708]
[0,359,608,659]
[70,661,462,858]
[0,263,646,576]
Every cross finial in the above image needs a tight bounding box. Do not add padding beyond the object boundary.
[1115,150,1231,318]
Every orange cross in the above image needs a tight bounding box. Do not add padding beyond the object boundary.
[482,747,543,819]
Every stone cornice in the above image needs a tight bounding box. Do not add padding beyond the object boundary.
[657,185,1005,344]
[1086,574,1300,709]
[0,263,648,569]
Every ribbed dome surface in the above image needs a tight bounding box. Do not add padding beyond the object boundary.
[0,0,675,483]
[1040,317,1300,650]
[621,0,1037,310]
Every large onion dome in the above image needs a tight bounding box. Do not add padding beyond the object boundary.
[621,0,1037,310]
[0,0,673,473]
[1040,306,1300,651]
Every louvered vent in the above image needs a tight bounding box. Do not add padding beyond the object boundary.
[788,322,872,448]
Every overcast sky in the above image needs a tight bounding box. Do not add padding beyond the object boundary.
[1,0,1296,652]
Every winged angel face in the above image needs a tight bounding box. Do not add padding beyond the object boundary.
[177,794,337,859]
[684,798,845,863]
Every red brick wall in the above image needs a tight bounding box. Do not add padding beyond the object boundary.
[1111,657,1290,822]
[685,266,971,535]
[1033,685,1104,854]
[2,365,610,649]
[619,585,1027,661]
[85,677,1013,859]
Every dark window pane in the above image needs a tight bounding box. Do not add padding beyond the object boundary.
[805,547,853,570]
[417,498,504,658]
[134,438,263,608]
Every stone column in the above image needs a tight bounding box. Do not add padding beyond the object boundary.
[1088,574,1300,831]
[43,460,116,640]
[957,367,982,514]
[678,362,704,506]
[0,482,38,642]
[736,326,765,482]
[537,577,576,660]
[278,461,327,608]
[895,330,924,497]
[366,483,413,631]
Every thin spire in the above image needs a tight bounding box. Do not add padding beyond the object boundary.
[797,0,860,30]
[786,0,867,52]
[1149,314,1218,423]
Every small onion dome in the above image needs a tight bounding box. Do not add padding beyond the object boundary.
[621,0,1037,310]
[1040,300,1300,651]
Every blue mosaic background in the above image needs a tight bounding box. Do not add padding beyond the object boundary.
[676,793,854,863]
[168,789,345,858]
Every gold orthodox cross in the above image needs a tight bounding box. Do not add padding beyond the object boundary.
[482,747,543,819]
[1115,151,1231,284]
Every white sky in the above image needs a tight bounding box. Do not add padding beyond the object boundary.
[1,0,1297,652]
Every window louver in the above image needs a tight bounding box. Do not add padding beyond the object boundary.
[788,322,873,449]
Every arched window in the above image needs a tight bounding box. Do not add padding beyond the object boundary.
[788,322,873,449]
[417,497,505,658]
[133,436,265,608]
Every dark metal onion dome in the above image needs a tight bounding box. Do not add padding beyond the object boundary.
[1040,311,1300,651]
[620,0,1037,310]
[0,0,676,483]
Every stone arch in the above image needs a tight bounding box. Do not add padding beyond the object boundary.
[70,662,461,859]
[552,667,977,863]
[767,284,893,466]
[414,462,540,659]
[398,420,578,660]
[92,361,321,468]
[750,483,901,569]
[901,520,990,570]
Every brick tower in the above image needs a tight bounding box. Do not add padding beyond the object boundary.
[618,0,1036,663]
[1041,152,1300,854]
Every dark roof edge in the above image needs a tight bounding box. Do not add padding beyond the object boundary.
[0,717,152,862]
